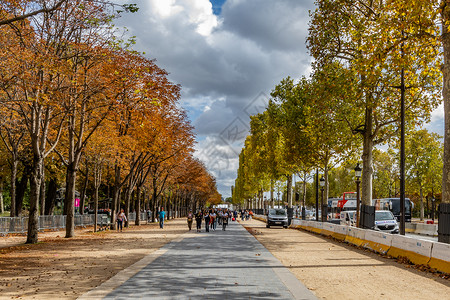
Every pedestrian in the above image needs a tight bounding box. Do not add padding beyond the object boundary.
[222,210,228,231]
[218,210,223,225]
[187,210,194,231]
[204,210,210,232]
[210,210,217,231]
[159,207,166,229]
[116,208,127,232]
[195,210,203,232]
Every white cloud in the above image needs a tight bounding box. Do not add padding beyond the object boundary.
[431,102,444,120]
[116,0,317,197]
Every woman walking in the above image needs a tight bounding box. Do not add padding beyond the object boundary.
[204,210,210,232]
[195,210,203,232]
[210,210,217,231]
[116,209,127,232]
[187,210,194,231]
[222,210,228,231]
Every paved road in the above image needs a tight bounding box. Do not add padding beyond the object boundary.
[406,233,438,242]
[79,220,317,300]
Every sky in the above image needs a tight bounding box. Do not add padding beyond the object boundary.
[116,0,444,198]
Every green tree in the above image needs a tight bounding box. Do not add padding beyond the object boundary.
[308,0,442,208]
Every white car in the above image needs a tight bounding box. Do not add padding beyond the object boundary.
[374,210,399,234]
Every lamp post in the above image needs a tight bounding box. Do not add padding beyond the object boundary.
[431,197,435,222]
[320,175,325,222]
[354,163,362,228]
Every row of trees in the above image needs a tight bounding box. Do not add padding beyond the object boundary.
[233,0,449,241]
[0,1,221,244]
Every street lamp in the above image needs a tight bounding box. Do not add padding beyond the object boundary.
[431,197,436,222]
[354,163,362,228]
[320,175,325,222]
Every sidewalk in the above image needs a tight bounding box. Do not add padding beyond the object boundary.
[79,220,317,300]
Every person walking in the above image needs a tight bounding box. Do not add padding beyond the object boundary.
[204,210,210,232]
[210,210,217,231]
[222,210,228,231]
[116,209,127,232]
[195,210,203,232]
[159,207,166,229]
[187,210,194,231]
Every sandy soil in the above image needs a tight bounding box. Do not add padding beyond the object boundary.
[0,219,188,299]
[241,218,450,300]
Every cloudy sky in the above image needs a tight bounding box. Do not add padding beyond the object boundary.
[116,0,444,198]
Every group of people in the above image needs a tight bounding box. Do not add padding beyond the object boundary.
[186,208,233,232]
[116,207,254,233]
[186,209,254,232]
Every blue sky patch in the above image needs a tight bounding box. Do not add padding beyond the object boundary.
[210,0,226,15]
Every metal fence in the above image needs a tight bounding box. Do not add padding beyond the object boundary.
[0,214,109,235]
[128,212,148,223]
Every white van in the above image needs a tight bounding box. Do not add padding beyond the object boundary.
[340,210,356,226]
[374,210,399,234]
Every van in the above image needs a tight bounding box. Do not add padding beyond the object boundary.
[374,210,399,234]
[266,208,288,228]
[340,210,356,226]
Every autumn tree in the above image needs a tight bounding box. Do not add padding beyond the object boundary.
[308,0,442,213]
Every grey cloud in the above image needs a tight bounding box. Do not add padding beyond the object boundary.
[221,0,314,52]
[115,0,316,197]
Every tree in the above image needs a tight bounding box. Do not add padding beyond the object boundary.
[405,129,443,220]
[308,0,442,209]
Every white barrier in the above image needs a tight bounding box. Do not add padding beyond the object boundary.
[414,223,438,236]
[388,234,433,265]
[363,230,393,254]
[322,222,335,235]
[332,224,349,240]
[429,242,450,274]
[285,218,449,274]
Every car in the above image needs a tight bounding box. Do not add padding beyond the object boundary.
[373,210,399,234]
[340,210,356,226]
[266,208,288,228]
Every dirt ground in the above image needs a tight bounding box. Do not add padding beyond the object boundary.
[0,219,188,299]
[241,218,450,300]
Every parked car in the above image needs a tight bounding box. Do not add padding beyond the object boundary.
[340,210,356,226]
[374,210,399,234]
[266,208,288,228]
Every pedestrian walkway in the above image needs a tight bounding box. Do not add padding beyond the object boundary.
[79,220,317,300]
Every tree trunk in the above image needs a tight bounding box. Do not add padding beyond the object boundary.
[361,106,374,206]
[420,184,424,221]
[64,163,77,238]
[44,178,57,215]
[440,0,450,243]
[26,154,42,244]
[15,169,29,217]
[443,0,450,204]
[94,184,99,232]
[39,166,45,215]
[111,164,121,229]
[80,162,89,215]
[0,176,4,214]
[135,185,141,225]
[270,179,274,208]
[286,174,292,208]
[302,171,307,209]
[9,159,18,217]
